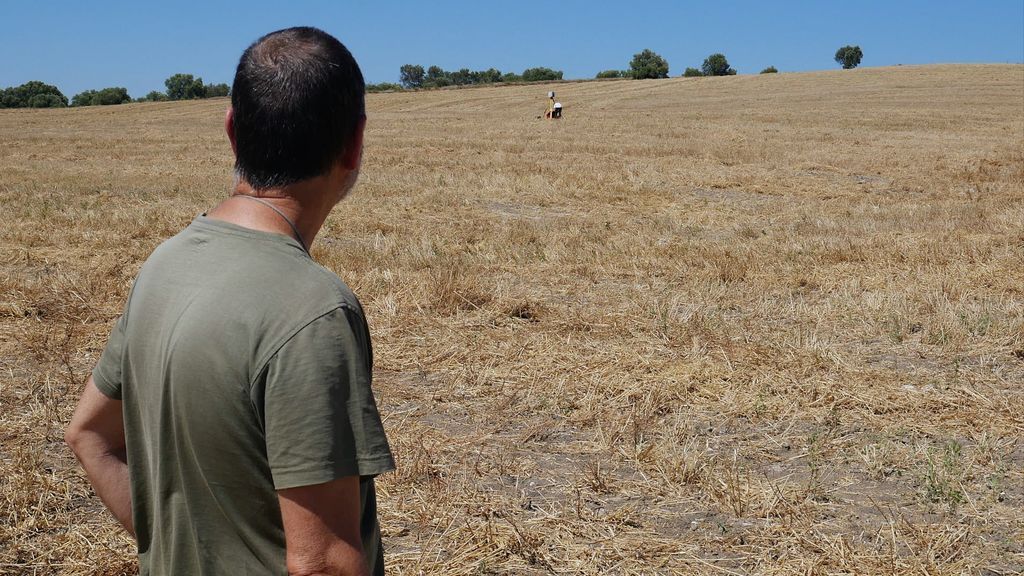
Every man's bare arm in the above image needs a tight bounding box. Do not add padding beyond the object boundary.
[278,476,368,576]
[65,376,134,537]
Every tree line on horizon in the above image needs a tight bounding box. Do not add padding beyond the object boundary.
[366,64,564,92]
[2,45,865,107]
[601,45,863,80]
[0,73,230,109]
[373,45,862,92]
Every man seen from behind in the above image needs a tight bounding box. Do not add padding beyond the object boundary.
[65,27,394,576]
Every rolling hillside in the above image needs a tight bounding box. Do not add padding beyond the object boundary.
[1,64,1022,574]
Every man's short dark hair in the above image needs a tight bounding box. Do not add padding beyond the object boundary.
[232,27,365,190]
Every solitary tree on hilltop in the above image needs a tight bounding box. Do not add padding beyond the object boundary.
[834,45,863,69]
[629,49,669,79]
[702,53,737,76]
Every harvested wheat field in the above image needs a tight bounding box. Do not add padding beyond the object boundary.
[1,64,1023,574]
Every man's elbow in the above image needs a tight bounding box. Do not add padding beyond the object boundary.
[64,421,104,461]
[287,565,368,576]
[64,422,85,456]
[286,547,369,576]
[287,561,369,576]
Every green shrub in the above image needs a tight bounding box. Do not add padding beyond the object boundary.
[97,87,131,105]
[596,70,623,79]
[760,66,778,74]
[164,74,205,100]
[477,68,502,84]
[71,90,98,107]
[683,67,704,77]
[28,93,67,108]
[449,68,474,85]
[366,82,403,92]
[73,87,134,106]
[521,67,563,82]
[204,83,230,98]
[702,53,737,76]
[421,66,454,88]
[137,91,168,102]
[0,81,67,108]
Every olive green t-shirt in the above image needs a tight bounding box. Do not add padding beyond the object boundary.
[92,216,395,575]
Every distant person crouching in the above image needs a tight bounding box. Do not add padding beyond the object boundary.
[544,90,563,119]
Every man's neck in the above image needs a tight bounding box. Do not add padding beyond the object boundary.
[206,178,338,252]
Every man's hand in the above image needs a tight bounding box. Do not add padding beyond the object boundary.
[65,376,134,536]
[278,476,368,576]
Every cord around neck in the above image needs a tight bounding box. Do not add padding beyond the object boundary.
[231,194,309,254]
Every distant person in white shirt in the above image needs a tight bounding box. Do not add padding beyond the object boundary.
[544,91,563,119]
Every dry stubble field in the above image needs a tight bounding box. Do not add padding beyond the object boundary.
[1,64,1023,575]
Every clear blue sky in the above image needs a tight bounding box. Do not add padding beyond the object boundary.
[3,0,1022,98]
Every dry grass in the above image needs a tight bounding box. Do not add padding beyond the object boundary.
[1,64,1022,574]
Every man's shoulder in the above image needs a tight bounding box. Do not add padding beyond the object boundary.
[297,262,365,317]
[133,218,366,336]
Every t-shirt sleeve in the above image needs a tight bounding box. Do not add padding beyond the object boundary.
[259,306,395,490]
[92,312,128,400]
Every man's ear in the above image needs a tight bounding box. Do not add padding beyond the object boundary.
[225,107,238,157]
[340,117,366,171]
